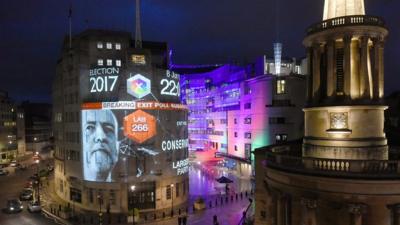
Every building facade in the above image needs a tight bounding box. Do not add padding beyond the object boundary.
[0,91,25,164]
[21,102,53,155]
[255,1,399,225]
[53,30,188,214]
[180,56,307,177]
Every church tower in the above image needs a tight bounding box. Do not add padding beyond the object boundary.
[303,0,388,160]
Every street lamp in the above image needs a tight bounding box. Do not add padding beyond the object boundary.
[35,159,40,204]
[170,184,174,217]
[130,185,136,225]
[97,194,103,225]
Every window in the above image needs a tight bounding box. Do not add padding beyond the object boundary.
[116,59,122,67]
[115,43,121,50]
[276,134,288,143]
[244,117,252,124]
[220,119,227,124]
[106,42,112,49]
[70,188,82,203]
[245,132,252,139]
[166,186,172,200]
[97,59,104,66]
[107,59,112,66]
[234,132,238,137]
[277,79,286,94]
[244,102,251,109]
[234,145,238,151]
[245,143,252,159]
[269,117,286,124]
[97,42,103,49]
[175,183,179,197]
[131,54,146,65]
[88,188,94,203]
[109,190,116,205]
[234,118,237,124]
[244,84,251,95]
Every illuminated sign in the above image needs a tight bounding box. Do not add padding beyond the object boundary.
[172,158,189,175]
[123,110,157,144]
[161,139,189,151]
[127,74,151,99]
[89,67,119,93]
[131,54,146,65]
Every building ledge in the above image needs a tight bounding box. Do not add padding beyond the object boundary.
[307,15,386,35]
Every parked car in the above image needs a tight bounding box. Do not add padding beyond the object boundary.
[0,169,9,176]
[27,201,41,213]
[9,160,18,167]
[4,199,23,213]
[19,189,33,201]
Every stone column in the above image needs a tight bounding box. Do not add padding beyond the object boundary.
[350,38,360,99]
[306,47,314,103]
[359,36,370,99]
[326,40,336,98]
[348,203,367,225]
[343,35,352,98]
[312,44,321,103]
[372,38,385,99]
[301,198,317,225]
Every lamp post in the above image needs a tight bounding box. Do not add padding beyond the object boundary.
[35,159,40,204]
[170,184,174,217]
[130,185,136,225]
[97,194,103,225]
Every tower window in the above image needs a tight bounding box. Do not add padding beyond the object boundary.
[97,59,104,66]
[277,79,286,94]
[97,42,103,49]
[106,42,112,49]
[115,43,121,50]
[107,59,112,66]
[116,60,122,67]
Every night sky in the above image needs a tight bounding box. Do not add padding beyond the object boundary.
[0,0,398,103]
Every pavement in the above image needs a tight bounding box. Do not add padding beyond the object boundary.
[0,153,254,225]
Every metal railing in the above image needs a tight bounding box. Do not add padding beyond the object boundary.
[265,148,400,179]
[306,15,385,35]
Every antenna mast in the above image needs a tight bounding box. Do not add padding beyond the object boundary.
[135,0,142,49]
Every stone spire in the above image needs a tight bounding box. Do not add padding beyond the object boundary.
[323,0,365,20]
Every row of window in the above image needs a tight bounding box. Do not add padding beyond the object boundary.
[234,132,252,139]
[97,59,122,67]
[234,117,252,125]
[97,42,121,50]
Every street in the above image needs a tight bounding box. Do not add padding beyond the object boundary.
[0,159,57,225]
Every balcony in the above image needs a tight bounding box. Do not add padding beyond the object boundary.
[306,15,385,35]
[263,144,400,179]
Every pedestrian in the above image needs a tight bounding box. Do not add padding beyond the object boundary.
[213,214,218,225]
[178,216,182,225]
[183,216,187,225]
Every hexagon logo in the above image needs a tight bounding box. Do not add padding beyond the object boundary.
[123,110,157,143]
[127,74,151,99]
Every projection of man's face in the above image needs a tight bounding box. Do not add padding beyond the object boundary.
[83,110,118,181]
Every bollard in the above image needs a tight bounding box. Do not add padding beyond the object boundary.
[245,191,248,197]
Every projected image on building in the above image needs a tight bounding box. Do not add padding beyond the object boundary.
[81,66,188,182]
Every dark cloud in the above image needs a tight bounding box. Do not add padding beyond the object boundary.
[0,0,398,102]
